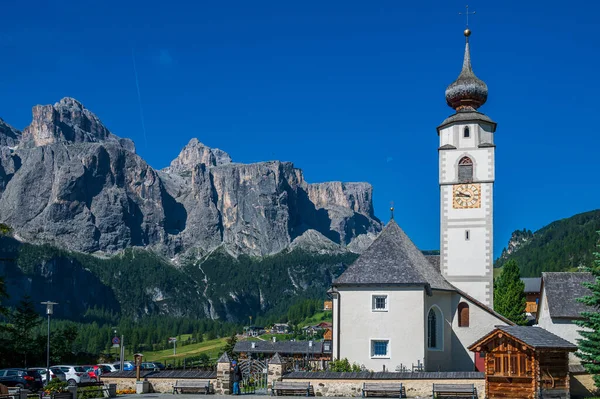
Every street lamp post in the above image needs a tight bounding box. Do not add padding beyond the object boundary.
[41,301,58,385]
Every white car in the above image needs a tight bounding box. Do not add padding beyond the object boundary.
[53,365,93,386]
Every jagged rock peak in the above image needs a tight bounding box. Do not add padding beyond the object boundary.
[289,229,345,254]
[164,138,232,174]
[20,97,135,152]
[0,118,21,147]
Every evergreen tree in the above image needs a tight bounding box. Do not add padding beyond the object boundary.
[8,295,42,367]
[494,259,527,325]
[222,332,238,360]
[576,236,600,387]
[0,276,8,318]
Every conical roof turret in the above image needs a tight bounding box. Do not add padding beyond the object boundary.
[445,29,488,111]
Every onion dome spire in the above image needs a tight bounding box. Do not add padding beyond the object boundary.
[445,29,488,111]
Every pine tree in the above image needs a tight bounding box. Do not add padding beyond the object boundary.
[494,259,527,325]
[576,236,600,387]
[8,295,42,367]
[0,276,8,318]
[222,332,238,360]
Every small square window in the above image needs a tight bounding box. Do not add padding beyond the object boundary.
[371,340,389,357]
[372,295,388,311]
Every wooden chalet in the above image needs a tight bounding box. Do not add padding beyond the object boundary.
[469,326,577,399]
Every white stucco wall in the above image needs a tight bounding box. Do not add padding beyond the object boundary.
[336,286,425,372]
[537,287,585,364]
[450,293,508,371]
[332,293,340,359]
[439,120,495,307]
[424,291,453,371]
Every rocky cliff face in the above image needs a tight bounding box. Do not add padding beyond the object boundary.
[0,119,21,147]
[20,97,135,152]
[0,98,381,257]
[164,138,231,173]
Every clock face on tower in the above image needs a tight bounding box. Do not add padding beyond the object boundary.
[453,183,482,209]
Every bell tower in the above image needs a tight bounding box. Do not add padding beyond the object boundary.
[438,27,496,307]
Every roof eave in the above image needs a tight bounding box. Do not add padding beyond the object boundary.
[332,282,428,288]
[436,114,498,134]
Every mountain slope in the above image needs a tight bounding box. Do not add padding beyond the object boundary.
[0,98,381,257]
[495,210,600,277]
[0,231,357,322]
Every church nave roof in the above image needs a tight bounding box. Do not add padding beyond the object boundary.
[332,220,453,291]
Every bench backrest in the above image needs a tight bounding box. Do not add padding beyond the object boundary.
[274,382,310,388]
[433,384,474,392]
[176,380,210,387]
[363,383,403,390]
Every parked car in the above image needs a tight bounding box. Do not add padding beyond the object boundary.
[28,367,66,384]
[0,368,43,392]
[121,362,134,371]
[98,364,119,373]
[81,365,112,380]
[141,362,165,371]
[81,366,98,380]
[53,365,93,386]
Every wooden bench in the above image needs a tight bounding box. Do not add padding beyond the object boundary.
[271,381,312,396]
[432,384,476,399]
[362,383,405,398]
[172,380,212,394]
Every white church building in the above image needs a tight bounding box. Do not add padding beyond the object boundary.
[329,28,513,372]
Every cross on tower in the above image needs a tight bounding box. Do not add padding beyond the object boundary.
[459,5,476,27]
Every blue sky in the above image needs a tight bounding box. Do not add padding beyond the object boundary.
[0,0,598,256]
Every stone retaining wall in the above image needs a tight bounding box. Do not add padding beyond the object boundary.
[281,377,485,398]
[101,377,212,394]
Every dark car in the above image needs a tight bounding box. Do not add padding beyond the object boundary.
[28,367,66,385]
[0,368,43,391]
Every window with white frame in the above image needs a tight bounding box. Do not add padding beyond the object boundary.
[372,295,388,311]
[371,340,389,358]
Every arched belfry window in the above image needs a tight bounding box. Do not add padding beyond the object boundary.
[463,126,470,138]
[458,156,473,183]
[458,302,470,327]
[427,306,443,350]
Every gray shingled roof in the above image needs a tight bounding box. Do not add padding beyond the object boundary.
[425,255,441,273]
[270,353,285,364]
[496,326,577,350]
[333,221,454,291]
[234,340,324,355]
[521,277,542,293]
[543,272,595,319]
[437,110,497,132]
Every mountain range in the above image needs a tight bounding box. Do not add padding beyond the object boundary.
[0,98,380,321]
[0,97,381,258]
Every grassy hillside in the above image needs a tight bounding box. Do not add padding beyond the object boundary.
[143,337,227,362]
[495,210,600,277]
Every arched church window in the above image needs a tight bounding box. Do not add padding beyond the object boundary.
[427,307,443,350]
[458,302,470,327]
[458,156,473,183]
[464,126,470,138]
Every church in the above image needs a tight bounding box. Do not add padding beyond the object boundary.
[329,27,512,372]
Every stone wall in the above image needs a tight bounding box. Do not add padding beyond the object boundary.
[281,377,485,398]
[100,377,178,394]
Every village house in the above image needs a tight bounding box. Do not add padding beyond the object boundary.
[469,325,576,399]
[522,277,542,323]
[536,272,594,364]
